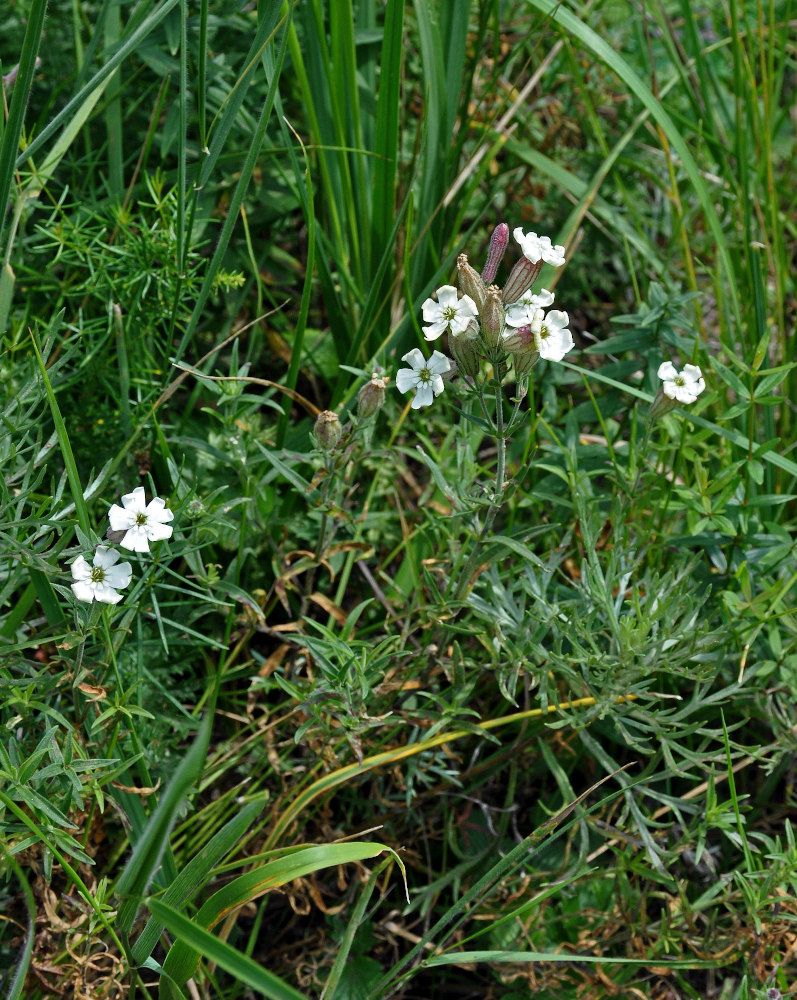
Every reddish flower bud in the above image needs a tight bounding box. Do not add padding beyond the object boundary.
[482,223,509,284]
[502,324,540,376]
[502,258,543,305]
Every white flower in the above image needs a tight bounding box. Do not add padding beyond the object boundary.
[505,288,556,328]
[513,228,566,267]
[395,349,451,409]
[108,486,174,553]
[421,285,478,341]
[657,361,705,403]
[532,309,574,362]
[71,546,133,605]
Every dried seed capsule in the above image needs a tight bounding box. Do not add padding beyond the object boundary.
[313,410,342,451]
[456,254,486,312]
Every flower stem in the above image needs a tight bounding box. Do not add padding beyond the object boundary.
[454,354,508,599]
[300,454,335,617]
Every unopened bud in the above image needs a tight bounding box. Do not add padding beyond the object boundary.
[482,285,505,349]
[313,410,342,451]
[449,320,481,377]
[358,375,388,419]
[184,497,206,520]
[502,324,540,376]
[648,389,679,420]
[482,223,509,284]
[456,254,486,312]
[502,258,542,305]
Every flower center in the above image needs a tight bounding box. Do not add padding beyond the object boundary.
[674,376,685,386]
[539,323,549,340]
[443,306,456,322]
[135,512,148,526]
[90,567,106,583]
[418,366,432,385]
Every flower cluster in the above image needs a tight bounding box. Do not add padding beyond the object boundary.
[70,487,174,605]
[397,224,572,408]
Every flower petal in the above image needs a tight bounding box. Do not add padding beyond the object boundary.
[423,321,448,340]
[108,504,134,531]
[426,351,452,376]
[119,527,152,553]
[71,580,96,603]
[93,582,124,604]
[434,285,460,308]
[657,361,678,381]
[401,348,426,370]
[93,545,120,569]
[396,368,420,394]
[421,298,443,322]
[105,561,133,590]
[144,498,174,524]
[71,555,92,581]
[411,383,435,408]
[545,309,570,331]
[144,521,173,543]
[120,486,146,512]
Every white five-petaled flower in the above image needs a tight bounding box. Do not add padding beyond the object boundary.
[396,349,451,409]
[513,228,566,267]
[658,361,705,403]
[421,285,478,341]
[531,309,575,362]
[71,546,133,605]
[108,486,174,553]
[505,288,556,328]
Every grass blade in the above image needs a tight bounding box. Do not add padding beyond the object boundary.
[524,0,742,337]
[148,898,311,1000]
[131,799,265,964]
[115,713,212,938]
[162,842,405,986]
[0,0,48,251]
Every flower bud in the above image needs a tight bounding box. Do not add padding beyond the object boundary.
[481,285,505,349]
[358,374,389,419]
[481,223,509,284]
[449,320,481,378]
[184,497,206,520]
[648,389,679,419]
[502,258,543,305]
[456,254,486,312]
[502,323,540,376]
[313,410,342,451]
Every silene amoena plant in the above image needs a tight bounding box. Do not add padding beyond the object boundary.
[390,222,707,596]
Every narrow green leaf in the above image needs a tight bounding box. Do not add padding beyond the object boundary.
[17,0,181,169]
[525,0,741,335]
[2,853,36,1000]
[148,898,311,1000]
[30,324,92,537]
[163,842,405,986]
[131,799,265,964]
[27,567,64,626]
[115,714,212,937]
[421,949,721,969]
[0,0,48,251]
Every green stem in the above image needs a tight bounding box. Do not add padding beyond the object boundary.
[454,353,508,599]
[300,453,336,617]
